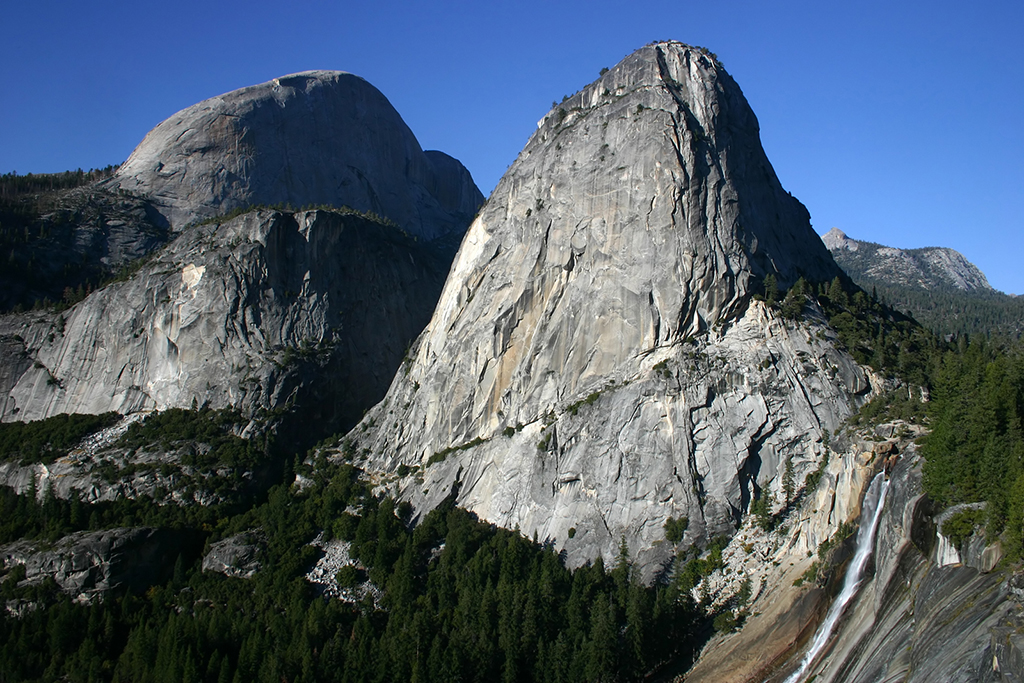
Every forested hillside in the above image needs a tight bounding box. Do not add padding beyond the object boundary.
[0,169,168,313]
[0,267,1021,682]
[825,230,1023,339]
[0,445,705,682]
[7,275,1020,683]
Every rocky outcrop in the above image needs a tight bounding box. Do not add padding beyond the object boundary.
[823,227,993,293]
[682,424,901,683]
[110,70,483,243]
[350,42,859,575]
[202,531,262,579]
[1,527,183,599]
[0,208,452,438]
[685,421,1024,683]
[785,452,1024,683]
[0,413,265,507]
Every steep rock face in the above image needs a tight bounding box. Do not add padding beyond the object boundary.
[790,454,1024,683]
[823,227,992,293]
[352,42,860,573]
[680,422,1022,683]
[110,70,483,242]
[0,208,450,434]
[683,426,895,683]
[0,185,169,312]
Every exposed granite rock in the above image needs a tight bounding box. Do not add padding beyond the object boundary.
[682,424,907,683]
[110,70,483,244]
[787,452,1024,683]
[683,421,1023,683]
[823,227,993,293]
[0,527,182,599]
[202,531,262,579]
[350,42,858,576]
[0,413,266,507]
[0,208,451,439]
[303,533,381,605]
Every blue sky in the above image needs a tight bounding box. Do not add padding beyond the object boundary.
[3,0,1022,293]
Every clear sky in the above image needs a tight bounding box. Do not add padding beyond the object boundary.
[2,0,1021,293]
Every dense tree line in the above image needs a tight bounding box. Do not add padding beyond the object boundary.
[0,452,705,682]
[921,338,1024,553]
[0,168,118,200]
[861,280,1022,340]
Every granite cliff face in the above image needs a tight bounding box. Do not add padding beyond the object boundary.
[781,453,1023,683]
[351,42,862,574]
[823,227,992,293]
[110,70,483,243]
[0,69,483,440]
[0,208,450,435]
[670,421,1024,683]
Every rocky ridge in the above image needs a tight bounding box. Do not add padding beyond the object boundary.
[823,227,992,293]
[350,42,861,575]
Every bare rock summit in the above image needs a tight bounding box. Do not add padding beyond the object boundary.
[111,70,482,242]
[351,42,864,576]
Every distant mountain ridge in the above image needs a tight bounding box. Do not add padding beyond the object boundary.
[822,227,992,293]
[823,227,1022,338]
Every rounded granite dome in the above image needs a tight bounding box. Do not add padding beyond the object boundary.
[112,70,482,240]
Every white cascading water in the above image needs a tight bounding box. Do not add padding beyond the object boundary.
[781,472,890,683]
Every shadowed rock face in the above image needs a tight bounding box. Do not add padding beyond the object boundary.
[351,42,857,575]
[111,70,483,244]
[1,527,183,599]
[0,209,450,436]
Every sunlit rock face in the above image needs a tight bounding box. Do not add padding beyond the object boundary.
[823,227,994,293]
[352,41,861,576]
[111,70,482,244]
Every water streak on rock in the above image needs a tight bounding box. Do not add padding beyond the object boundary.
[783,471,889,683]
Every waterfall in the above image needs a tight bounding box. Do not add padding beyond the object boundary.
[782,472,890,683]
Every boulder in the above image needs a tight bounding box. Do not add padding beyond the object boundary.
[1,527,181,598]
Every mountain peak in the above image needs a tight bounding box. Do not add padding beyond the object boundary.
[824,229,992,293]
[111,71,482,239]
[353,41,854,573]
